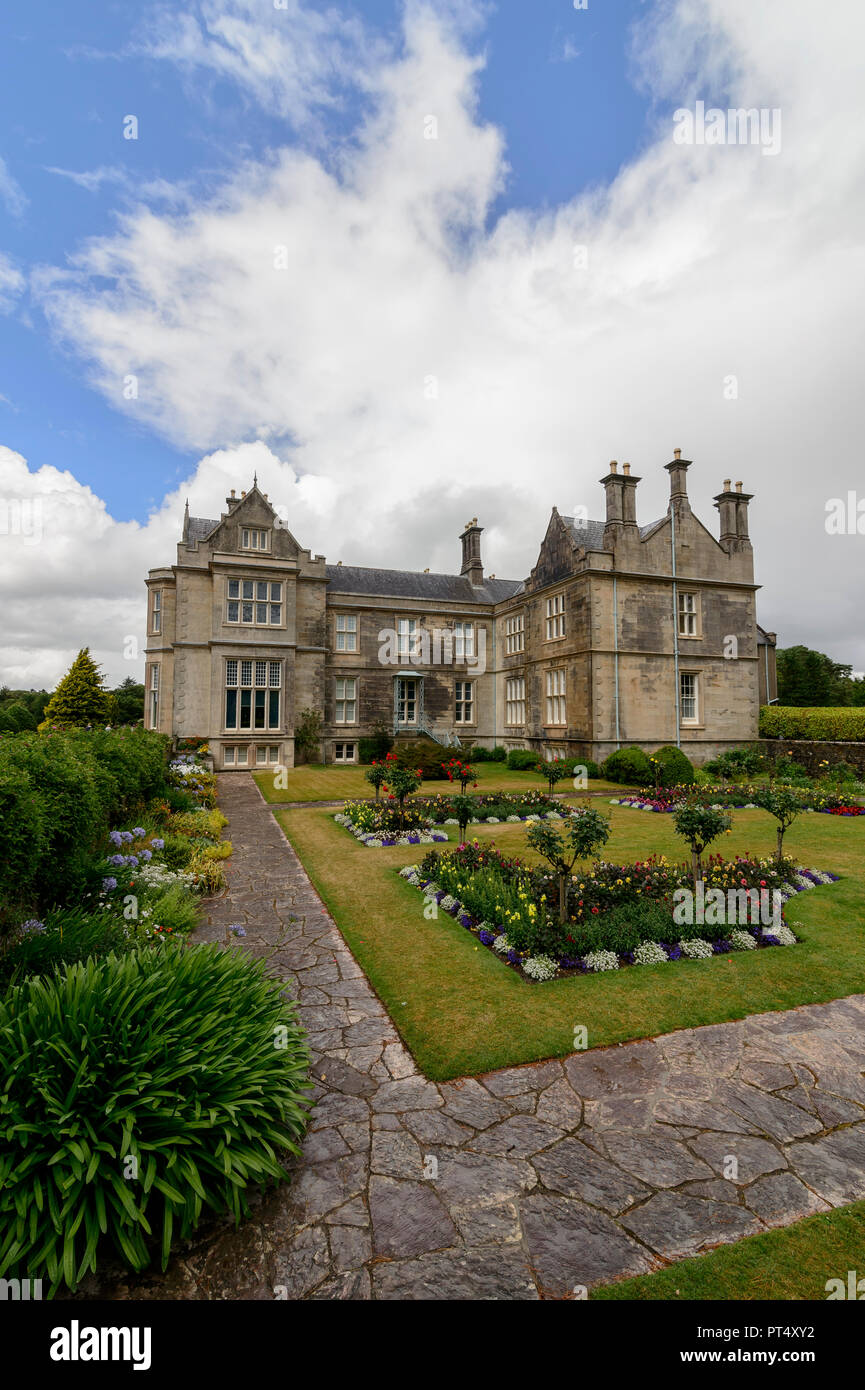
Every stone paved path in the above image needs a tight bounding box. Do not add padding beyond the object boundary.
[83,774,865,1300]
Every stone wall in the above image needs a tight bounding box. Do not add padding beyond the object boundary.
[758,739,865,775]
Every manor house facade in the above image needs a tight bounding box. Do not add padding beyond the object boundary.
[144,452,777,770]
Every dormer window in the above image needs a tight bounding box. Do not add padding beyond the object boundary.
[241,528,269,551]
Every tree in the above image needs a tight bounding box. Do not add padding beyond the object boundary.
[295,708,323,763]
[40,649,114,729]
[113,677,145,725]
[1,701,37,731]
[380,753,423,830]
[527,807,611,923]
[365,758,390,801]
[449,791,477,843]
[536,757,569,796]
[442,757,476,792]
[672,802,732,885]
[776,646,853,706]
[754,786,804,862]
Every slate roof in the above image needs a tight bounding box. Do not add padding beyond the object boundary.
[561,515,667,549]
[325,565,524,604]
[186,516,220,544]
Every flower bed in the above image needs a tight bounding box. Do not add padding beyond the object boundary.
[612,783,865,815]
[335,789,562,847]
[399,842,839,983]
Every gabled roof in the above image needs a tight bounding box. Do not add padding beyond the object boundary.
[561,515,667,550]
[325,564,523,603]
[186,516,220,544]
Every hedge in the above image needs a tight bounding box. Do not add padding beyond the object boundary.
[760,706,865,741]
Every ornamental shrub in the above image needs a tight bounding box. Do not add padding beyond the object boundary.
[568,899,675,957]
[0,943,310,1294]
[39,648,114,729]
[0,906,134,991]
[506,749,538,770]
[0,763,46,916]
[602,747,653,784]
[650,745,695,786]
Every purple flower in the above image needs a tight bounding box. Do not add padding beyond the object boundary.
[507,949,521,965]
[712,939,732,954]
[127,855,139,868]
[21,918,45,935]
[229,924,247,938]
[140,849,152,861]
[108,830,123,847]
[131,827,146,838]
[151,838,165,850]
[107,854,126,867]
[458,912,473,929]
[760,933,781,947]
[478,930,495,945]
[102,877,118,892]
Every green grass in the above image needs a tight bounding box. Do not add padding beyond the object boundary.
[253,763,624,803]
[592,1201,865,1300]
[273,801,865,1080]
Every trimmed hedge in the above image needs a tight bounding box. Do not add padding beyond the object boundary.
[650,745,695,785]
[760,706,865,741]
[602,747,653,784]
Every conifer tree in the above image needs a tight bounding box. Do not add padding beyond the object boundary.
[40,649,115,728]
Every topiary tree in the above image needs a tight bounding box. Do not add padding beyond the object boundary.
[527,806,611,923]
[449,791,477,842]
[364,758,390,801]
[754,785,804,862]
[442,757,476,792]
[672,801,732,885]
[651,744,694,787]
[40,649,114,730]
[536,756,569,795]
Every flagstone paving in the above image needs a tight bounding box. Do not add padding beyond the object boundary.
[81,774,865,1300]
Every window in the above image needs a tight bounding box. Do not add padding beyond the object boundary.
[225,659,281,731]
[151,589,161,635]
[241,528,269,551]
[335,677,357,723]
[680,672,700,724]
[505,676,526,725]
[453,622,474,661]
[678,592,698,637]
[334,742,357,763]
[335,613,357,652]
[455,680,474,723]
[224,746,235,765]
[545,593,565,640]
[546,668,566,725]
[397,617,417,661]
[223,745,250,766]
[148,665,159,729]
[397,677,417,723]
[505,613,524,654]
[226,579,282,626]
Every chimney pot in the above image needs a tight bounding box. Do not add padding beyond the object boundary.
[622,462,631,476]
[241,491,246,498]
[723,479,731,491]
[230,489,235,498]
[673,448,681,459]
[735,481,743,493]
[609,460,618,473]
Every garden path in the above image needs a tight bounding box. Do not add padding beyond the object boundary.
[86,774,865,1299]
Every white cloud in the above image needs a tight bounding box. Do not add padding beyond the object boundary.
[13,0,865,683]
[0,156,27,217]
[0,254,24,313]
[43,165,127,193]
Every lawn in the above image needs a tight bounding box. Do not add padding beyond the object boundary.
[591,1199,865,1301]
[274,800,865,1080]
[253,763,624,803]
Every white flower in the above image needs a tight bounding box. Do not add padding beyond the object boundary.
[729,929,757,950]
[633,941,668,966]
[679,938,714,959]
[506,815,521,823]
[584,949,619,972]
[444,818,460,825]
[439,894,457,911]
[492,934,511,954]
[485,816,500,824]
[771,924,797,946]
[522,954,559,981]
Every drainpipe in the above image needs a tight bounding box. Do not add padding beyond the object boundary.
[671,507,681,748]
[613,575,621,750]
[491,617,497,749]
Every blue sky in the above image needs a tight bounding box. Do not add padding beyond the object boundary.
[1,0,863,686]
[0,0,652,521]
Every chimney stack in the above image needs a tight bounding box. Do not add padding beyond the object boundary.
[665,449,692,516]
[601,461,624,547]
[621,461,641,526]
[714,478,753,551]
[460,517,484,586]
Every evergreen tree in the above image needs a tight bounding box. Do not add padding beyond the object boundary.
[776,645,852,706]
[41,649,115,728]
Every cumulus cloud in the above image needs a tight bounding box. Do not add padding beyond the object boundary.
[9,0,865,685]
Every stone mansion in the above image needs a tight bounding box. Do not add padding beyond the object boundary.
[144,453,777,771]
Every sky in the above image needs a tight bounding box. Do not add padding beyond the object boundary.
[0,0,863,689]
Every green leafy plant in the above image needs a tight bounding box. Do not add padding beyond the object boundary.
[754,785,805,862]
[672,801,732,884]
[295,707,323,763]
[602,747,653,784]
[527,807,611,922]
[536,757,569,795]
[0,943,310,1294]
[39,648,115,730]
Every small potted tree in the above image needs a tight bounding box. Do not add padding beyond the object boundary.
[527,806,611,923]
